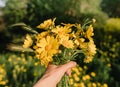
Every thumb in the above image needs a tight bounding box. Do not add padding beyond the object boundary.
[58,61,76,74]
[54,61,76,83]
[63,61,76,70]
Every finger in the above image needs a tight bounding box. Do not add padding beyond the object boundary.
[65,68,71,76]
[58,61,76,74]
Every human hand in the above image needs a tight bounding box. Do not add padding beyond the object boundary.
[33,61,76,87]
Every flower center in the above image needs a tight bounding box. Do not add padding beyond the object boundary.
[45,44,52,50]
[62,41,68,46]
[59,31,64,35]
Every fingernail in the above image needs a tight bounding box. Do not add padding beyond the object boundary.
[73,62,77,66]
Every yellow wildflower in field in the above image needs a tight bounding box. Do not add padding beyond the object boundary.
[90,72,96,77]
[79,67,83,71]
[23,34,33,48]
[0,65,8,85]
[72,66,81,76]
[69,78,74,85]
[73,73,80,81]
[103,83,108,87]
[84,56,93,63]
[107,63,111,67]
[79,82,85,87]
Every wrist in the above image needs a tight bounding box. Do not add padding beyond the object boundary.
[33,77,56,87]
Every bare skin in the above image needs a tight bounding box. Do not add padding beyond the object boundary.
[33,61,76,87]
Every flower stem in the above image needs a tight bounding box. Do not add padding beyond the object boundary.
[57,74,71,87]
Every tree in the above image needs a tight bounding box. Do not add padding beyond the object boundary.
[101,0,120,17]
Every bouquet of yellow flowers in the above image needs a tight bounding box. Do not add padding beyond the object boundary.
[9,18,96,87]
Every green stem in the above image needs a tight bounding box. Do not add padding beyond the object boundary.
[57,74,70,87]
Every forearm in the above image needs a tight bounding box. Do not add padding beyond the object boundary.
[33,76,56,87]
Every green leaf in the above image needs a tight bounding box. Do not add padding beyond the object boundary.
[22,26,38,34]
[10,23,38,34]
[10,23,27,27]
[7,44,34,52]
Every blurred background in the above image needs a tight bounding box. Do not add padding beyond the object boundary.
[0,0,120,87]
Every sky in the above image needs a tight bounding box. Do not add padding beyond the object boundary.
[0,0,5,7]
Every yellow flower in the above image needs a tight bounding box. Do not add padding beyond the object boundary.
[79,82,85,87]
[83,65,88,69]
[72,71,80,81]
[59,35,74,48]
[74,83,79,87]
[23,34,33,48]
[96,82,101,87]
[90,72,96,77]
[92,82,97,87]
[74,76,80,81]
[82,76,86,81]
[61,23,74,28]
[52,25,71,36]
[85,25,94,40]
[40,56,53,66]
[103,83,108,87]
[84,56,93,63]
[73,73,78,80]
[78,38,86,48]
[36,36,59,56]
[86,75,90,80]
[37,18,56,29]
[0,81,7,85]
[79,67,83,71]
[72,67,80,75]
[87,83,92,87]
[34,36,59,66]
[34,62,39,66]
[0,65,7,85]
[88,40,97,55]
[83,40,96,63]
[36,32,49,40]
[69,78,74,85]
[107,63,111,67]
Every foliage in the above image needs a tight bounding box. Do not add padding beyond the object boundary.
[101,0,120,17]
[0,53,45,87]
[93,30,120,87]
[98,35,120,87]
[0,52,111,87]
[90,17,120,87]
[26,0,73,24]
[3,0,74,26]
[71,0,108,21]
[3,0,28,24]
[70,65,109,87]
[3,0,108,26]
[103,18,120,40]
